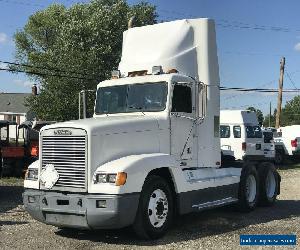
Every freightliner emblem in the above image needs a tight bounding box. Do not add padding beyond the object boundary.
[54,129,72,136]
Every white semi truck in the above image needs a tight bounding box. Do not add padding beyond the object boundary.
[23,18,280,239]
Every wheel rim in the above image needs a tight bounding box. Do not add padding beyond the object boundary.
[245,175,256,203]
[148,189,168,228]
[266,170,276,198]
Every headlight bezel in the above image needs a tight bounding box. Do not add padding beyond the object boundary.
[25,168,39,181]
[94,172,127,186]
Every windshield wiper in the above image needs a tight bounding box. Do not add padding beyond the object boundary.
[128,106,145,115]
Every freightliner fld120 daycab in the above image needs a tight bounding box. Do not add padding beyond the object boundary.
[23,18,281,239]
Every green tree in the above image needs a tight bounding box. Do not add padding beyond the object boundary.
[263,109,276,128]
[280,95,300,126]
[247,106,264,125]
[13,0,157,121]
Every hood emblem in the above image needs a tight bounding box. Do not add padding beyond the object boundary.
[54,129,72,136]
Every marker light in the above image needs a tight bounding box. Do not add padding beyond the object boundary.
[152,65,163,75]
[166,68,178,74]
[242,142,247,151]
[115,172,127,186]
[111,70,121,79]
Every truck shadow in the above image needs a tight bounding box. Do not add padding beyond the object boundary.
[55,199,300,246]
[0,185,24,214]
[278,162,300,170]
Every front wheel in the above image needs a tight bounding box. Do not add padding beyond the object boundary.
[133,175,174,240]
[237,164,259,212]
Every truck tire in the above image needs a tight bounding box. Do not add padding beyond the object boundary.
[237,164,259,212]
[274,150,284,165]
[258,163,279,206]
[133,175,174,240]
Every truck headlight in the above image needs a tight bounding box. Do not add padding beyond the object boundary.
[25,168,39,181]
[94,172,127,186]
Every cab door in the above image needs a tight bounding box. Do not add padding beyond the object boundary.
[170,82,197,166]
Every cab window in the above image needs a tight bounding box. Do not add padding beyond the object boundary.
[263,131,273,143]
[246,126,262,138]
[171,85,192,113]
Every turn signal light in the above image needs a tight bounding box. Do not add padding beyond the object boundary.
[128,70,147,77]
[31,145,39,157]
[242,142,247,151]
[115,172,127,186]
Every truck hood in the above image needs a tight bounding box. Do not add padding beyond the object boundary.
[42,115,160,135]
[41,114,169,192]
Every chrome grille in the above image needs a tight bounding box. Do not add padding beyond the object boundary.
[41,135,86,189]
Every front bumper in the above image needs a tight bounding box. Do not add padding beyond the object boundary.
[23,189,140,229]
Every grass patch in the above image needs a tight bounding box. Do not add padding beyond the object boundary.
[0,177,24,186]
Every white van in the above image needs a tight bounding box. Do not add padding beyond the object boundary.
[220,110,265,161]
[274,125,300,163]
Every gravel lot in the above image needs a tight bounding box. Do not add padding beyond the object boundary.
[0,168,299,250]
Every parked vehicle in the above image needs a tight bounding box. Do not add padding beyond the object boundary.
[220,110,269,162]
[274,125,300,164]
[1,120,25,177]
[0,121,18,175]
[1,120,55,177]
[23,18,280,239]
[221,144,235,163]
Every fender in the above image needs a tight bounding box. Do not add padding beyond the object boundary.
[89,153,181,194]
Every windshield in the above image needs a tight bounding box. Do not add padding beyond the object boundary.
[95,82,168,114]
[246,125,262,138]
[263,131,273,143]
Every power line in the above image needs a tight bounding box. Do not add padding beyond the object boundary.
[1,2,298,34]
[0,67,98,81]
[158,9,300,33]
[0,0,45,8]
[1,60,299,95]
[2,64,300,92]
[0,60,97,79]
[220,87,300,93]
[219,50,296,57]
[222,70,300,101]
[223,101,270,109]
[286,71,299,90]
[222,79,277,100]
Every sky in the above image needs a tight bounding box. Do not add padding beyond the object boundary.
[0,0,299,115]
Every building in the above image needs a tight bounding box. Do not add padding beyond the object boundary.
[0,85,37,124]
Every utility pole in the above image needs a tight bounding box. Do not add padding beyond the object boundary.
[275,57,285,128]
[269,102,271,127]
